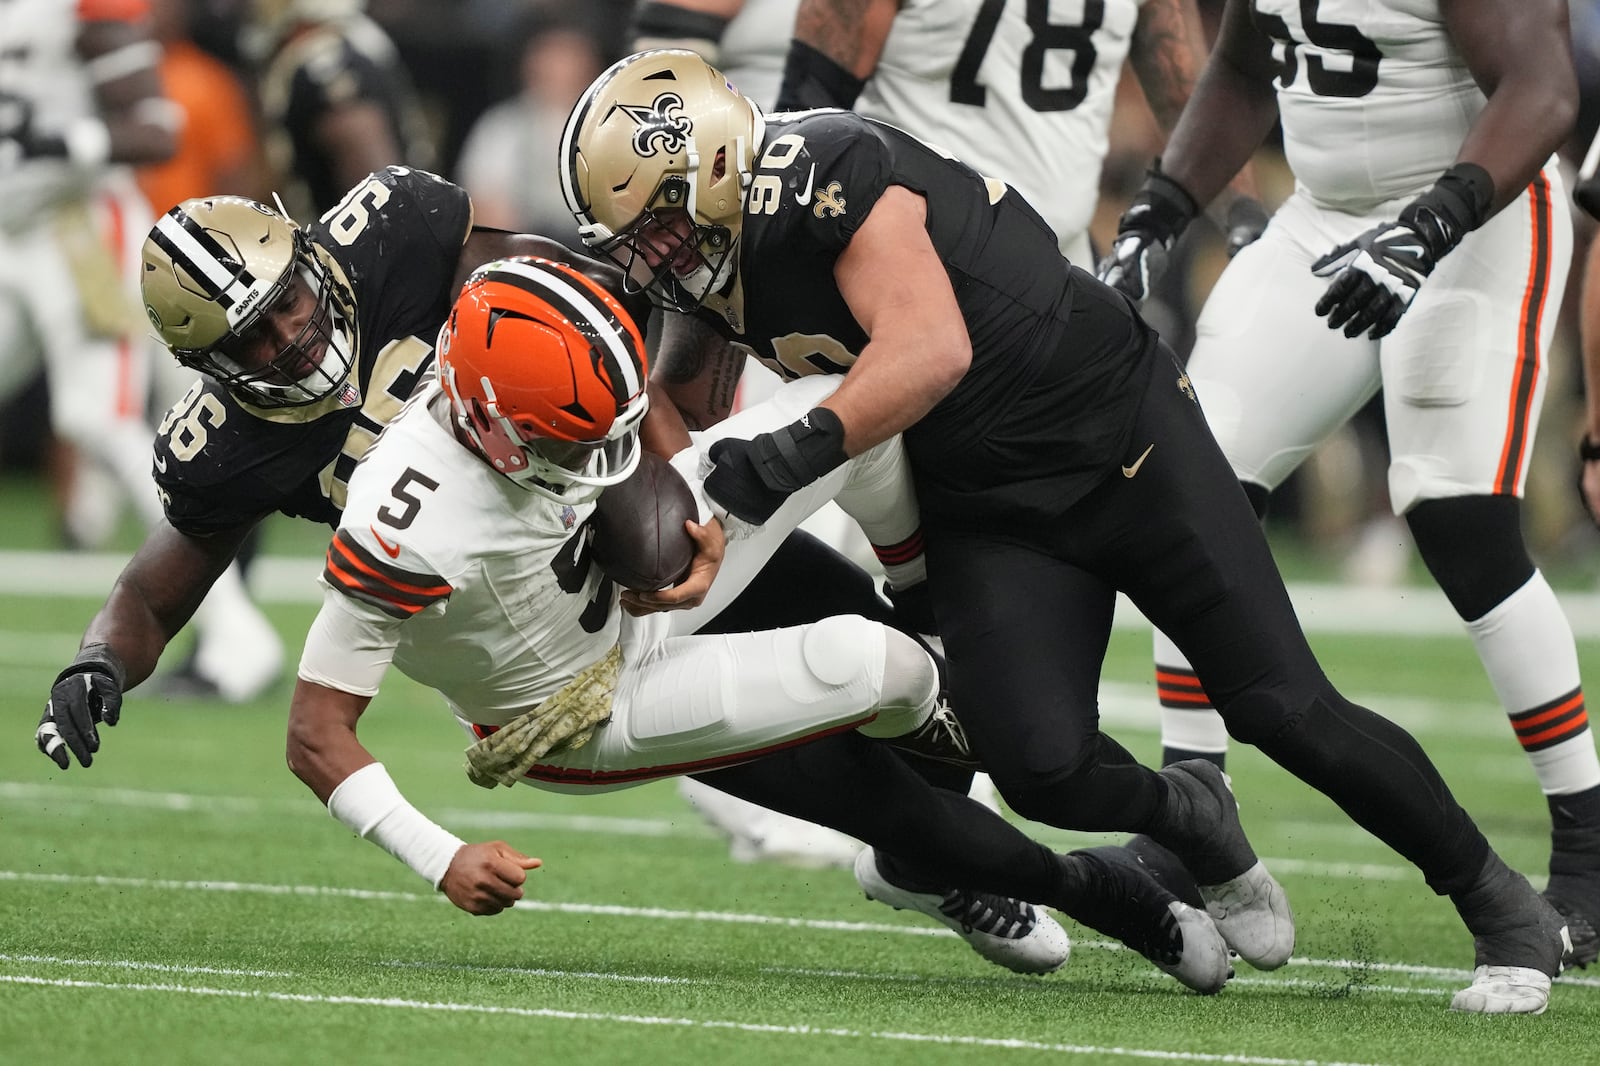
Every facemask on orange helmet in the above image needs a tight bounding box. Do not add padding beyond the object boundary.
[437,257,649,503]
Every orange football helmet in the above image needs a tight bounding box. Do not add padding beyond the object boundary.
[438,257,649,502]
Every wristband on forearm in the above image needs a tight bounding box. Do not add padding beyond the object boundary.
[1581,435,1600,463]
[327,762,466,889]
[1399,162,1494,261]
[629,2,730,64]
[1127,162,1202,245]
[755,407,848,491]
[776,40,867,112]
[56,642,127,688]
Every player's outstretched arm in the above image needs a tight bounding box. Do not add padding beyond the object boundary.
[35,520,251,770]
[288,676,537,914]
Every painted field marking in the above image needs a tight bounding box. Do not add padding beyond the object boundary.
[0,972,1396,1066]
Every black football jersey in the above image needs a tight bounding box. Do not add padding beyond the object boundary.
[701,111,1158,522]
[153,166,471,536]
[259,17,434,216]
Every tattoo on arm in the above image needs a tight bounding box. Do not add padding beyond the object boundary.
[703,350,741,428]
[1130,0,1201,131]
[794,0,872,70]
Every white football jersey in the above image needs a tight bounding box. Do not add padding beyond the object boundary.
[0,0,109,226]
[722,0,801,107]
[1254,0,1481,210]
[855,0,1144,260]
[317,385,620,727]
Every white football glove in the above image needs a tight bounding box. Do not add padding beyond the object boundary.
[1311,219,1435,340]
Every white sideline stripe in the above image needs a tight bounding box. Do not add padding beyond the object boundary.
[0,973,1393,1066]
[0,782,713,839]
[0,953,294,978]
[11,867,1597,991]
[0,781,1454,884]
[0,870,951,939]
[8,548,1600,637]
[380,960,697,985]
[1,775,1422,883]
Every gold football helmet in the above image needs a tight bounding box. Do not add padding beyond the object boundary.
[558,49,762,326]
[141,196,358,409]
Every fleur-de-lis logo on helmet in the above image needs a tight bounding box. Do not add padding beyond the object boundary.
[619,92,693,157]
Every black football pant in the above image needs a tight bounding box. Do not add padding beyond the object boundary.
[692,732,1068,901]
[922,348,1491,897]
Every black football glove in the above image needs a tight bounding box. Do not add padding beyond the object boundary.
[36,644,127,770]
[704,407,848,525]
[1311,162,1492,340]
[1097,163,1200,302]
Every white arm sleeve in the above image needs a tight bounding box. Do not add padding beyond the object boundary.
[297,587,404,697]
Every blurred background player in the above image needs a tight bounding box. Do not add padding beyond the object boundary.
[249,0,434,219]
[1097,0,1596,964]
[0,0,281,705]
[455,7,606,247]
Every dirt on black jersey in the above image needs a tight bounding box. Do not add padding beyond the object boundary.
[152,166,471,536]
[701,111,1157,523]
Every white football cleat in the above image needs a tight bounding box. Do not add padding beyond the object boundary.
[1200,861,1296,971]
[854,847,1071,975]
[1161,761,1295,970]
[1449,965,1554,1015]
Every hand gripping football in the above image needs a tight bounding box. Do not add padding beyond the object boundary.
[591,451,698,591]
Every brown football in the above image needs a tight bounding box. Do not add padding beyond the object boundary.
[591,450,698,591]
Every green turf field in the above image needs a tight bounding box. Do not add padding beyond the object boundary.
[4,474,1600,1064]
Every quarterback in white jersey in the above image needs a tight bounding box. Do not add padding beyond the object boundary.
[289,259,951,893]
[1100,0,1593,996]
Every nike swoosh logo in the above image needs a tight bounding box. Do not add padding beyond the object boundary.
[795,164,815,205]
[153,451,168,473]
[1122,443,1155,479]
[370,526,402,559]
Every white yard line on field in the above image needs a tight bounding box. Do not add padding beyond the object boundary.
[0,781,1476,884]
[0,953,295,978]
[9,548,1600,638]
[8,867,1598,991]
[0,972,1396,1066]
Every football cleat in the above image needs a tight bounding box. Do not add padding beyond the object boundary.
[882,699,982,769]
[854,847,1070,975]
[1156,760,1295,969]
[1449,965,1557,1015]
[1067,846,1231,994]
[1452,853,1570,1014]
[1542,812,1600,968]
[1541,890,1598,969]
[1122,833,1205,909]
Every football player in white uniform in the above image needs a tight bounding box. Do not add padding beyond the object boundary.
[776,0,1266,267]
[0,0,282,703]
[287,257,1236,993]
[1097,0,1591,980]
